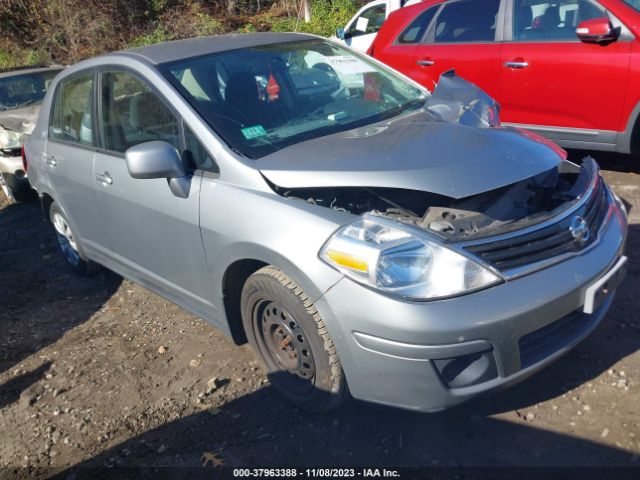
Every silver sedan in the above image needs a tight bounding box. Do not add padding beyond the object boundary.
[25,33,627,412]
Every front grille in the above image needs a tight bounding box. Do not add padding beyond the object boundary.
[519,306,601,369]
[465,177,608,271]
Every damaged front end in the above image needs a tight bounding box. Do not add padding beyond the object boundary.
[274,158,600,244]
[425,70,501,129]
[262,73,611,287]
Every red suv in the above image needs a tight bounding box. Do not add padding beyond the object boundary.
[369,0,640,157]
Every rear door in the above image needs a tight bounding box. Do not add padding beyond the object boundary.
[92,68,213,313]
[373,4,442,76]
[411,0,504,96]
[499,0,631,139]
[45,70,104,247]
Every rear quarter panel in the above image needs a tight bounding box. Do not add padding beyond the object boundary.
[24,85,55,194]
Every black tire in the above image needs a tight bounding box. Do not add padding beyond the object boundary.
[241,266,346,413]
[49,202,99,276]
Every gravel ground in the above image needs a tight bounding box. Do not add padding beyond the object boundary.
[0,151,639,479]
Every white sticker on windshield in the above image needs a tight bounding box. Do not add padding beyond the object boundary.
[355,17,369,32]
[325,56,377,75]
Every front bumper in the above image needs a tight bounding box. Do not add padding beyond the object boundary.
[0,155,30,192]
[315,192,627,412]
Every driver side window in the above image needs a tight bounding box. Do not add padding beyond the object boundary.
[100,70,180,154]
[347,4,387,37]
[513,0,605,41]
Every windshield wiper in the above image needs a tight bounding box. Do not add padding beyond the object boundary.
[389,97,428,116]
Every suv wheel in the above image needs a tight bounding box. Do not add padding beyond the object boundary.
[241,266,346,413]
[50,203,99,276]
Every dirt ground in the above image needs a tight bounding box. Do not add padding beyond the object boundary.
[1,151,639,479]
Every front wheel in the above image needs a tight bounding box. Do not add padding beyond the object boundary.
[241,266,346,413]
[50,202,99,276]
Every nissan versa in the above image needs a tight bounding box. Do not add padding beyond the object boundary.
[25,32,628,413]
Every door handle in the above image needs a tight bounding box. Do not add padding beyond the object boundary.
[504,61,529,69]
[416,59,435,67]
[44,155,57,166]
[96,172,113,185]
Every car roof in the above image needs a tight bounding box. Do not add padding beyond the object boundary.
[115,32,319,65]
[0,65,64,80]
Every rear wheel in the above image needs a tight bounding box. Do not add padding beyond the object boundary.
[50,202,99,276]
[241,266,346,413]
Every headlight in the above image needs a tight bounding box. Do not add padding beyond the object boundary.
[0,127,26,150]
[320,217,502,300]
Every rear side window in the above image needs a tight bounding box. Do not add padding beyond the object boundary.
[434,0,500,43]
[49,73,94,146]
[100,70,180,154]
[397,6,439,44]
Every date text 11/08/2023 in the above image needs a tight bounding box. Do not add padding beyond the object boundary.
[232,468,401,477]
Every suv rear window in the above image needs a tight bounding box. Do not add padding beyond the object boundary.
[397,6,439,44]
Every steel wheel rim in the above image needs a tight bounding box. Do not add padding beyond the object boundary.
[253,299,316,395]
[52,212,80,266]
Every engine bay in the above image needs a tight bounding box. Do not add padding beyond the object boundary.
[272,158,595,242]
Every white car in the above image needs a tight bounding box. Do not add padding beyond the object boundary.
[0,65,63,201]
[333,0,423,52]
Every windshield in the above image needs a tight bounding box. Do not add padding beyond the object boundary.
[0,70,60,112]
[162,40,426,158]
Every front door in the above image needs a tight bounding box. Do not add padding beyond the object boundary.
[411,0,503,98]
[499,0,631,139]
[92,68,213,313]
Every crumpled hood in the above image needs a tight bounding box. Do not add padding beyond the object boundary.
[0,104,40,135]
[257,111,562,199]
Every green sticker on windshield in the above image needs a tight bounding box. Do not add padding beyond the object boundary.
[241,125,267,140]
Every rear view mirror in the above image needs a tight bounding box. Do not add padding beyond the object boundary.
[125,141,185,180]
[576,17,618,44]
[336,28,346,40]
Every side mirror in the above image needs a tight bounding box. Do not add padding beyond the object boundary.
[125,140,185,180]
[576,17,618,44]
[336,28,346,40]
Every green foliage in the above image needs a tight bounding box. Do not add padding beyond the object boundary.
[0,43,48,69]
[0,0,360,63]
[239,23,258,33]
[131,3,223,47]
[269,0,358,37]
[130,27,171,47]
